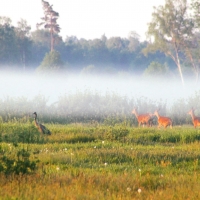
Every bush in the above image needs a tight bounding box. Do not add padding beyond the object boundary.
[0,148,38,175]
[36,50,64,73]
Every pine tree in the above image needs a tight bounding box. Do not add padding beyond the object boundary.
[37,0,60,52]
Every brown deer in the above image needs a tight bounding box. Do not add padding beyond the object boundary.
[188,108,200,128]
[132,108,153,127]
[154,110,172,129]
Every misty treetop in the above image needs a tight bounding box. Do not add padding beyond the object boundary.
[144,0,199,85]
[37,50,64,73]
[0,0,199,83]
[0,16,168,75]
[37,0,60,52]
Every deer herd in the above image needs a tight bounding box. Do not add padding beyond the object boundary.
[132,108,199,129]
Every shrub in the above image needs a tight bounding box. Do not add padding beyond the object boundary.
[0,148,38,175]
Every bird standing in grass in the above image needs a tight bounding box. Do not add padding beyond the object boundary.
[33,112,51,135]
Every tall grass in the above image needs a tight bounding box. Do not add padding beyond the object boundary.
[0,90,200,125]
[1,121,200,199]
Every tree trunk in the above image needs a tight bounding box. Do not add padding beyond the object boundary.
[23,50,26,70]
[177,59,184,86]
[174,43,184,86]
[50,23,54,52]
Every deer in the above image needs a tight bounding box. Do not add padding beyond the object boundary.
[132,108,154,127]
[188,108,200,128]
[154,110,172,129]
[33,112,51,135]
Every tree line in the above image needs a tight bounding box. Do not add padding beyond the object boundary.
[0,0,200,83]
[0,16,170,75]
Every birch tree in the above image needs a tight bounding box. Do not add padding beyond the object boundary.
[190,0,200,81]
[143,0,194,86]
[15,19,32,70]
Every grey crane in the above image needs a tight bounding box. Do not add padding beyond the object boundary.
[33,112,51,135]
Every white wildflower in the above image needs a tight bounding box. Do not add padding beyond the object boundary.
[56,167,60,171]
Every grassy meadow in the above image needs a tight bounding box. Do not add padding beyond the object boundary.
[0,121,200,200]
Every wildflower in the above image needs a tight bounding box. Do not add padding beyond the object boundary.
[94,146,97,148]
[127,187,131,192]
[104,162,108,166]
[160,174,164,178]
[139,168,142,177]
[56,167,60,171]
[102,141,105,144]
[138,188,142,193]
[44,148,48,153]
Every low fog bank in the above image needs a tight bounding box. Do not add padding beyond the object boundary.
[0,71,199,125]
[0,71,198,107]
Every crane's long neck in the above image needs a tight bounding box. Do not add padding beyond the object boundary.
[34,114,38,125]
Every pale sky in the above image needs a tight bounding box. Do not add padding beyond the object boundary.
[0,0,165,41]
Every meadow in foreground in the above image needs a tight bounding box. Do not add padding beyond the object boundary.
[0,122,200,199]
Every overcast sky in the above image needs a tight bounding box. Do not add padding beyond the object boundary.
[0,0,165,41]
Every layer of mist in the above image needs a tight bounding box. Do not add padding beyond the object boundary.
[0,71,199,107]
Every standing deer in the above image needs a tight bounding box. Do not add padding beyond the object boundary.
[132,108,153,127]
[33,112,51,135]
[154,110,172,129]
[188,108,200,128]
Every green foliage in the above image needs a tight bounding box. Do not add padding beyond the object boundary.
[144,0,195,84]
[0,123,49,144]
[15,19,32,69]
[37,50,64,73]
[105,127,129,141]
[191,0,200,28]
[81,64,97,75]
[0,148,38,175]
[0,89,200,126]
[1,123,200,199]
[37,0,60,52]
[128,128,200,144]
[1,1,200,78]
[143,61,170,78]
[0,17,20,66]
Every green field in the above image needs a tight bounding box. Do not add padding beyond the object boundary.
[0,122,200,199]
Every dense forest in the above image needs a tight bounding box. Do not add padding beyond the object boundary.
[0,0,200,83]
[0,17,173,75]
